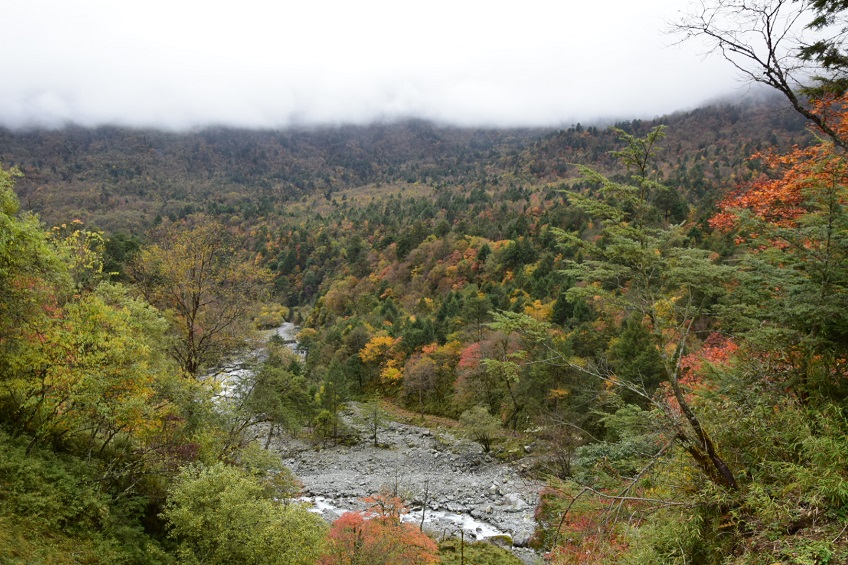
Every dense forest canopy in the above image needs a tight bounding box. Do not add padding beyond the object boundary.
[2,50,848,564]
[0,95,807,233]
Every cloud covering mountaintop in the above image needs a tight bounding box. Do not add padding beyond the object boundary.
[2,0,741,130]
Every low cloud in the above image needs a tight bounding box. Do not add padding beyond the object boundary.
[1,0,741,130]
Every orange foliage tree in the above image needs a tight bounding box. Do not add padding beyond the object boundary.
[712,98,848,232]
[320,491,439,565]
[711,96,848,400]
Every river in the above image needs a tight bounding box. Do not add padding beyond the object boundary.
[226,323,543,563]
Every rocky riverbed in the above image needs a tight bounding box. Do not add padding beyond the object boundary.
[228,323,544,562]
[259,403,543,564]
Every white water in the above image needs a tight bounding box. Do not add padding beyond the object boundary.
[269,322,303,357]
[415,509,507,539]
[213,322,301,398]
[269,321,298,342]
[300,495,511,541]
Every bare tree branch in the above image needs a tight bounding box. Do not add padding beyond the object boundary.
[673,0,848,150]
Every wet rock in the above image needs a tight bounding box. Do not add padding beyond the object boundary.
[263,401,541,563]
[513,531,533,547]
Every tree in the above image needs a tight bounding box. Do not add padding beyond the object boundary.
[132,216,272,376]
[320,491,439,565]
[243,343,314,448]
[606,313,667,406]
[314,371,346,444]
[799,0,848,96]
[459,405,501,453]
[403,352,438,417]
[675,0,848,148]
[0,162,202,488]
[208,342,315,460]
[163,463,327,565]
[559,126,738,490]
[48,221,106,293]
[711,100,848,401]
[8,283,177,454]
[0,163,65,382]
[460,288,493,340]
[359,398,389,447]
[482,310,552,431]
[358,334,403,391]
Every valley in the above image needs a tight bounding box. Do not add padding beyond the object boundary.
[3,90,848,563]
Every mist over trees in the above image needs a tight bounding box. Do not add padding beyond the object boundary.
[3,11,848,557]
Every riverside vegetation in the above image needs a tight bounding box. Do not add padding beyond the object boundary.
[4,16,848,559]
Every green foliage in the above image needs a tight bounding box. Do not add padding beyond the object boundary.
[162,462,326,565]
[0,430,170,564]
[438,538,523,564]
[245,343,315,433]
[0,164,66,373]
[573,404,661,482]
[5,281,178,455]
[0,103,838,564]
[49,221,107,292]
[606,314,666,404]
[716,170,848,403]
[621,506,724,565]
[313,376,350,443]
[0,161,22,214]
[103,231,143,281]
[561,126,738,491]
[459,405,501,453]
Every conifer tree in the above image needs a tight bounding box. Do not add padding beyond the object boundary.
[559,126,738,489]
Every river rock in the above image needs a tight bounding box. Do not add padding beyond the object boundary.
[503,493,529,510]
[261,400,542,563]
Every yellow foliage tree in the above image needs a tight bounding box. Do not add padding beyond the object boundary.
[132,216,272,376]
[359,335,404,390]
[358,335,397,365]
[9,283,178,454]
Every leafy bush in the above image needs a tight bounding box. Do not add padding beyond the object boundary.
[162,462,326,565]
[0,430,169,564]
[459,405,501,453]
[321,491,439,565]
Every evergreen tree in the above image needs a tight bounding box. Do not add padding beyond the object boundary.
[559,126,738,490]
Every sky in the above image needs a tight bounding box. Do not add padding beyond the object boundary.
[1,0,744,130]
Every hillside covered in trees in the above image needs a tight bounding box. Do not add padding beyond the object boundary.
[2,83,848,564]
[0,94,807,232]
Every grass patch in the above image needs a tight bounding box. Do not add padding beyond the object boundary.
[438,537,524,564]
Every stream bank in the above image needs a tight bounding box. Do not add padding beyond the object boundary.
[258,402,543,564]
[233,323,543,563]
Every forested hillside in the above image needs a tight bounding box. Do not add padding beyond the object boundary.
[0,94,806,232]
[3,87,848,564]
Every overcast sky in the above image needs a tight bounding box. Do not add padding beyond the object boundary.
[1,0,743,130]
